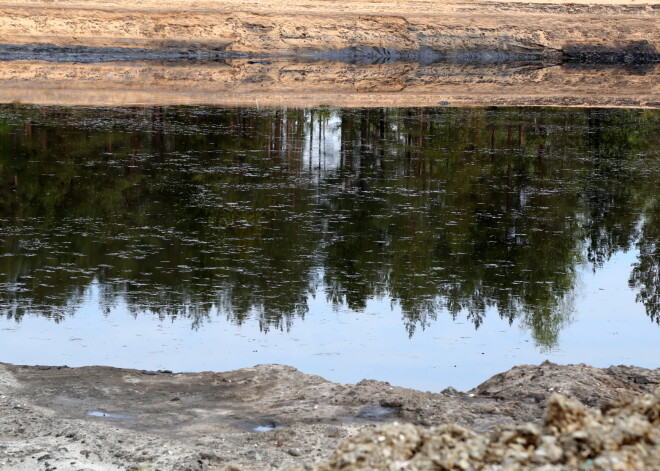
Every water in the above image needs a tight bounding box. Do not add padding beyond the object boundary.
[87,410,134,419]
[0,105,658,391]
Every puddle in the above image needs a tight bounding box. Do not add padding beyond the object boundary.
[356,405,396,420]
[253,423,284,432]
[234,418,285,432]
[87,410,134,419]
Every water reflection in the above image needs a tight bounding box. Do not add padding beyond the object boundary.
[0,106,657,348]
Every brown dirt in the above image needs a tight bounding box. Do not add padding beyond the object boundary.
[0,59,657,108]
[0,0,658,108]
[1,361,659,470]
[0,0,657,57]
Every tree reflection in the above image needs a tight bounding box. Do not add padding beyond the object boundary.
[0,105,657,347]
[629,195,660,324]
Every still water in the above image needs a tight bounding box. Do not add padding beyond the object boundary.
[0,106,658,390]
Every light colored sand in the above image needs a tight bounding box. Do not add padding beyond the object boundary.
[0,0,657,108]
[1,362,659,470]
[0,0,656,53]
[0,59,657,108]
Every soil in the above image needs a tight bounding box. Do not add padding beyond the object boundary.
[0,0,658,108]
[303,392,660,470]
[1,361,659,470]
[1,0,658,59]
[0,59,657,108]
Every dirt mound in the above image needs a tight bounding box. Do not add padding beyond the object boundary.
[304,390,660,470]
[470,360,660,407]
[1,362,659,470]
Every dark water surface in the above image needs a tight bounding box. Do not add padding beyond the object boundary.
[0,106,658,390]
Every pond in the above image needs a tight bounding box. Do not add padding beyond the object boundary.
[0,105,658,391]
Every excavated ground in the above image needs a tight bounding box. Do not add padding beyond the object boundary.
[0,0,658,107]
[0,0,658,59]
[0,361,659,470]
[0,59,657,108]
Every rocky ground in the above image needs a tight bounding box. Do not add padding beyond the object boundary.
[0,361,659,470]
[302,391,660,470]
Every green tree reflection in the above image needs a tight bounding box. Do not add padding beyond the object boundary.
[0,105,657,348]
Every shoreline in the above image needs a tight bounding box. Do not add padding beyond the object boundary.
[1,58,658,108]
[1,361,658,470]
[0,0,657,62]
[0,0,658,108]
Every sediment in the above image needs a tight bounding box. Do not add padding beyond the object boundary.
[0,0,658,62]
[0,58,658,108]
[301,392,660,471]
[0,0,658,107]
[0,361,659,470]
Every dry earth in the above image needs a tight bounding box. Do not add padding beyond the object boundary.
[0,0,658,58]
[301,392,660,470]
[0,0,658,107]
[1,361,659,470]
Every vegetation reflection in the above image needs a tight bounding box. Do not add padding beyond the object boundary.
[0,105,657,348]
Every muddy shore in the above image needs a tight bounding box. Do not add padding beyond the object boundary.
[1,361,658,470]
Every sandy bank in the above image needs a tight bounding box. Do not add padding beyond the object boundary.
[0,0,658,107]
[1,59,658,108]
[0,0,658,61]
[0,361,658,470]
